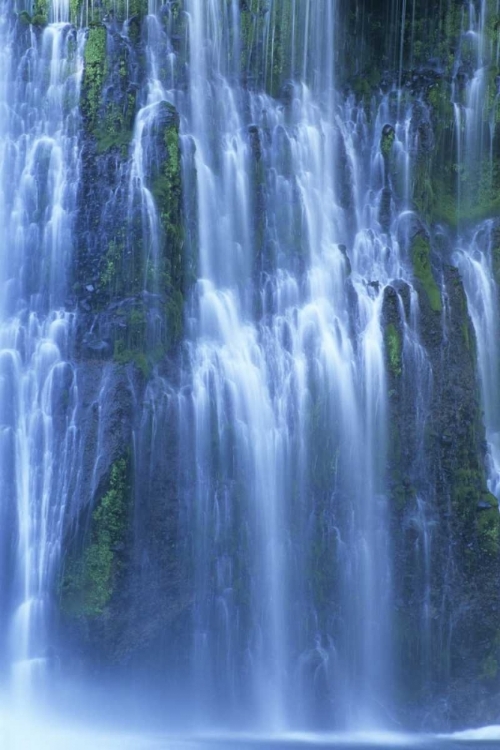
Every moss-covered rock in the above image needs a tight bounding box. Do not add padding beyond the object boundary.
[150,102,185,348]
[385,322,402,377]
[61,458,130,618]
[81,25,107,134]
[18,10,32,24]
[70,0,148,26]
[381,124,395,159]
[411,234,442,313]
[81,25,136,154]
[477,500,500,556]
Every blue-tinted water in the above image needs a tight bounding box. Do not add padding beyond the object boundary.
[3,717,500,750]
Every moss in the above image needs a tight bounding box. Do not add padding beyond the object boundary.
[151,110,183,259]
[31,0,47,22]
[69,0,81,22]
[477,505,500,556]
[453,468,483,517]
[70,0,147,25]
[18,10,32,24]
[165,288,184,347]
[423,80,500,228]
[95,112,134,155]
[114,341,150,378]
[411,235,442,313]
[427,80,453,118]
[452,471,500,556]
[95,59,136,154]
[81,27,136,155]
[81,26,107,133]
[381,125,396,158]
[113,305,151,377]
[61,459,130,618]
[99,239,123,292]
[151,105,185,347]
[265,0,292,97]
[31,13,47,25]
[385,323,402,377]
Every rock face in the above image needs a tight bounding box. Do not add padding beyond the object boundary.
[4,0,500,732]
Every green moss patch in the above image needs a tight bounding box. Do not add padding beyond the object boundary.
[61,458,130,618]
[81,26,107,132]
[477,504,500,556]
[381,125,395,158]
[385,323,402,377]
[411,235,442,313]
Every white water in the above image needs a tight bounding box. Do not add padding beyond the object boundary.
[0,5,83,698]
[1,0,499,737]
[0,707,464,750]
[455,224,500,495]
[165,0,436,730]
[452,1,500,497]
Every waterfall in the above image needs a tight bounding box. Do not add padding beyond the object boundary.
[170,0,430,729]
[1,0,500,737]
[453,2,500,498]
[0,7,83,697]
[456,224,500,495]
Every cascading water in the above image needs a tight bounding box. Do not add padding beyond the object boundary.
[1,0,500,740]
[0,3,83,698]
[169,0,436,730]
[453,2,500,498]
[457,225,500,495]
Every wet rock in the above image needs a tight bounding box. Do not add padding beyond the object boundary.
[378,186,392,231]
[380,124,395,158]
[280,80,295,106]
[248,124,262,161]
[82,335,112,358]
[338,244,352,276]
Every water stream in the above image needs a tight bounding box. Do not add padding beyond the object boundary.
[0,4,83,700]
[0,0,500,739]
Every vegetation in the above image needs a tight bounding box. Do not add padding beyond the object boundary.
[385,323,402,377]
[31,0,48,24]
[381,126,395,159]
[81,26,107,132]
[411,235,442,313]
[61,459,130,618]
[151,104,185,348]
